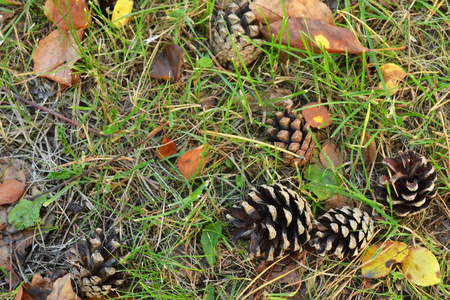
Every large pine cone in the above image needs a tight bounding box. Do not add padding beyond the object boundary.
[211,1,263,69]
[67,228,128,298]
[227,183,313,261]
[311,206,374,258]
[376,150,437,216]
[267,108,315,167]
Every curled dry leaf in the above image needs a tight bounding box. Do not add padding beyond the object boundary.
[46,273,81,300]
[0,179,26,205]
[250,0,334,26]
[178,144,209,180]
[401,246,441,286]
[32,29,84,86]
[361,240,410,279]
[362,133,377,165]
[157,136,177,159]
[261,18,369,58]
[256,252,305,284]
[377,63,407,95]
[149,44,184,83]
[111,0,134,27]
[302,102,332,129]
[319,142,341,168]
[44,0,91,30]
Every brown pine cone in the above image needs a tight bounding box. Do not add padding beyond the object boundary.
[211,0,263,69]
[227,183,313,261]
[376,150,437,216]
[67,228,128,298]
[311,206,374,258]
[267,108,315,167]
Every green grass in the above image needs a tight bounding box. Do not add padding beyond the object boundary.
[0,0,449,299]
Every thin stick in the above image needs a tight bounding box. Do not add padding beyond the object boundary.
[1,86,109,137]
[26,121,170,201]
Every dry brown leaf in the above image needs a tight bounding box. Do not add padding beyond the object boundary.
[302,102,332,129]
[261,18,369,59]
[324,194,354,210]
[256,253,305,284]
[250,0,334,26]
[319,142,341,168]
[46,274,80,300]
[178,144,209,180]
[32,29,84,86]
[0,179,26,205]
[362,133,377,165]
[377,63,407,95]
[157,136,177,159]
[3,165,26,183]
[149,44,184,83]
[44,0,91,31]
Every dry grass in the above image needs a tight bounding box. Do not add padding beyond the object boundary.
[0,0,449,299]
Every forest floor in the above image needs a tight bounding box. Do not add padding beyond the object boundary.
[0,0,449,299]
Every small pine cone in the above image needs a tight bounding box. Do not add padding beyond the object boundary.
[311,206,374,259]
[227,183,313,261]
[67,228,128,298]
[376,150,437,216]
[267,108,315,167]
[211,1,263,69]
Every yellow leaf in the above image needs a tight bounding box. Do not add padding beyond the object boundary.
[401,246,441,286]
[112,0,134,27]
[361,240,410,279]
[377,63,407,95]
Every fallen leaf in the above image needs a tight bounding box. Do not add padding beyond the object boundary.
[3,165,26,183]
[362,133,377,165]
[319,142,341,168]
[46,274,80,300]
[200,222,222,267]
[304,160,341,201]
[256,252,305,284]
[157,136,177,159]
[324,194,353,210]
[250,0,334,26]
[361,240,410,279]
[178,144,209,180]
[111,0,133,27]
[8,196,47,230]
[44,0,91,30]
[32,29,84,86]
[0,179,25,205]
[302,102,332,129]
[401,246,440,286]
[149,44,184,83]
[377,63,407,95]
[261,18,369,56]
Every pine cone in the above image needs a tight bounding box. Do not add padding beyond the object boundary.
[211,1,263,69]
[267,108,315,167]
[67,228,128,298]
[311,206,374,258]
[376,150,437,216]
[227,183,313,261]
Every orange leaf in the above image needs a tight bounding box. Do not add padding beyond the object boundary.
[149,44,184,83]
[46,274,81,300]
[32,29,84,86]
[377,63,407,95]
[302,102,332,129]
[44,0,91,31]
[362,133,377,165]
[178,144,209,180]
[0,179,26,205]
[261,18,369,56]
[319,142,341,168]
[157,136,177,159]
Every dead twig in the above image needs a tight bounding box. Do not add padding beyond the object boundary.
[0,85,109,137]
[26,121,170,201]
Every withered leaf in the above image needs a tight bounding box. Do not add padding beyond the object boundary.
[401,246,440,286]
[111,0,134,27]
[0,179,25,205]
[362,133,377,165]
[256,253,305,284]
[261,18,369,56]
[157,136,177,159]
[319,142,341,168]
[302,102,332,129]
[46,274,80,300]
[178,144,209,180]
[44,0,91,31]
[377,63,407,95]
[250,0,334,26]
[149,44,183,83]
[32,29,84,86]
